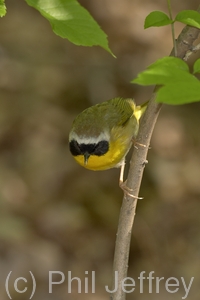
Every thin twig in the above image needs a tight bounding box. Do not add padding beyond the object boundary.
[167,0,177,56]
[111,12,200,300]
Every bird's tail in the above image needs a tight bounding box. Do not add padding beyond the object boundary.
[134,100,149,121]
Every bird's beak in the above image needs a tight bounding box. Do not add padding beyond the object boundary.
[84,152,90,165]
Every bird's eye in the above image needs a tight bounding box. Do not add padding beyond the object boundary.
[69,140,81,156]
[93,141,109,156]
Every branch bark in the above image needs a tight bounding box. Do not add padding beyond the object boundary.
[111,22,200,300]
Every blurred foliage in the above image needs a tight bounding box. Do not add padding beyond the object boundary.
[0,0,6,17]
[0,0,200,299]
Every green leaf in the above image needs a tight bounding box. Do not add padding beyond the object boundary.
[156,81,200,105]
[0,0,6,17]
[132,56,200,105]
[144,11,172,28]
[175,10,200,28]
[132,57,191,86]
[25,0,114,56]
[193,58,200,74]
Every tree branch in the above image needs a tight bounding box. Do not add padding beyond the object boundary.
[111,20,200,300]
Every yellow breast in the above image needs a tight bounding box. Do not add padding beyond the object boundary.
[73,126,133,171]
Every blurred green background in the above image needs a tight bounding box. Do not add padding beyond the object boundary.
[0,0,200,299]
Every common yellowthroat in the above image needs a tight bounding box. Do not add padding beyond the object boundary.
[69,97,147,178]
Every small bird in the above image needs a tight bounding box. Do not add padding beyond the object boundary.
[69,97,147,184]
